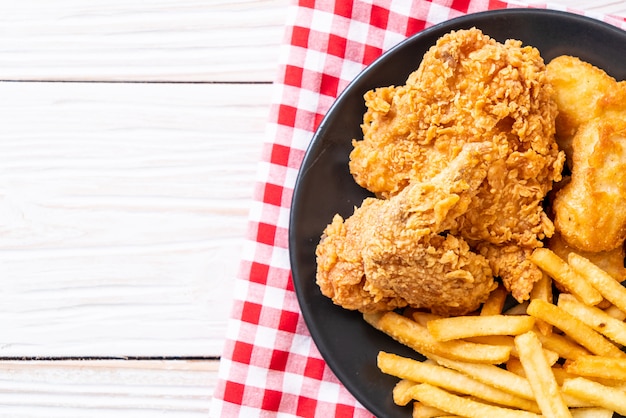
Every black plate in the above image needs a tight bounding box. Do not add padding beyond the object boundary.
[289,9,626,418]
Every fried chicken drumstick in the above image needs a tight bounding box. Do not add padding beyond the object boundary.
[316,144,497,316]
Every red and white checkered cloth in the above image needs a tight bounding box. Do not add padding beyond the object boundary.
[210,1,626,416]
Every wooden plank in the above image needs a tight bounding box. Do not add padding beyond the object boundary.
[0,81,271,357]
[0,359,216,417]
[0,0,290,82]
[1,0,625,83]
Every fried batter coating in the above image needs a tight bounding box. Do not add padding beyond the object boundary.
[547,55,626,252]
[347,28,563,300]
[316,144,496,316]
[553,118,626,252]
[476,242,542,302]
[546,55,626,164]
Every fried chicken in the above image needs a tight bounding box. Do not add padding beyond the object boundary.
[547,56,626,252]
[552,118,626,252]
[546,55,626,164]
[348,28,564,300]
[316,144,496,316]
[475,242,541,301]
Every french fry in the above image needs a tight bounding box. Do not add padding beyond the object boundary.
[561,377,626,415]
[506,361,597,408]
[507,361,596,408]
[412,401,450,418]
[564,355,626,381]
[412,311,444,327]
[428,354,535,400]
[595,299,612,310]
[466,335,559,364]
[554,362,626,388]
[364,312,511,363]
[408,383,541,418]
[465,334,516,352]
[530,248,603,306]
[393,379,418,406]
[426,315,535,342]
[530,272,553,335]
[558,293,626,346]
[551,364,583,386]
[541,347,560,366]
[567,252,626,314]
[534,326,591,361]
[506,357,526,377]
[526,299,625,358]
[481,284,508,316]
[504,301,529,316]
[604,304,626,321]
[377,351,540,412]
[514,331,572,418]
[569,407,614,418]
[369,254,626,417]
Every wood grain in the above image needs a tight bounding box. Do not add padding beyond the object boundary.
[0,0,289,82]
[2,0,626,415]
[0,81,272,357]
[0,359,216,417]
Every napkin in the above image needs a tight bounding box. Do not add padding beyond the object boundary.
[210,1,626,416]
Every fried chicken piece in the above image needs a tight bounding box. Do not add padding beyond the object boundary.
[348,28,564,300]
[547,55,626,253]
[316,144,496,316]
[552,118,626,252]
[546,55,626,164]
[476,243,542,302]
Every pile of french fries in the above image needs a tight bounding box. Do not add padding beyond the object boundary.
[365,248,626,417]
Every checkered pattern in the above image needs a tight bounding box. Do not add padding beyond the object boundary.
[210,1,626,417]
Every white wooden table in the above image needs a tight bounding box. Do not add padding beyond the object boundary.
[1,0,624,416]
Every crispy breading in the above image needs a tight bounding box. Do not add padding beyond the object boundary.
[347,28,563,300]
[546,55,626,164]
[552,118,626,252]
[316,144,497,316]
[547,55,626,252]
[476,243,542,302]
